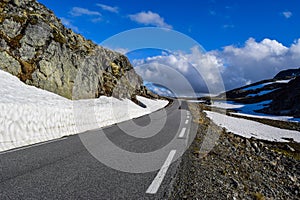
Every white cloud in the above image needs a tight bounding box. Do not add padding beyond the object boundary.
[96,3,119,13]
[282,11,292,18]
[129,11,172,29]
[60,17,79,32]
[91,17,102,23]
[133,47,223,96]
[133,38,300,96]
[218,38,299,89]
[70,7,101,17]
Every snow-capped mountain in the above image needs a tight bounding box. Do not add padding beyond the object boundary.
[216,68,300,118]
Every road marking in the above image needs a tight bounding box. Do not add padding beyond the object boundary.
[146,150,177,194]
[0,137,68,155]
[185,119,189,124]
[178,127,187,138]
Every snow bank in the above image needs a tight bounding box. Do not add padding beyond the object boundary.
[205,111,300,142]
[0,70,168,152]
[231,113,300,123]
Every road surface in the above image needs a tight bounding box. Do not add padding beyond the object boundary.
[0,100,196,199]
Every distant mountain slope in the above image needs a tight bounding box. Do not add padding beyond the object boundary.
[0,0,152,100]
[261,76,300,117]
[215,68,300,117]
[274,68,300,79]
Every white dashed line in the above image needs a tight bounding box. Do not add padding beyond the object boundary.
[178,127,187,138]
[146,150,177,194]
[185,119,189,124]
[0,137,68,155]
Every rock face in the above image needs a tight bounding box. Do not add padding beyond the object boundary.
[0,0,150,100]
[274,68,300,80]
[261,77,300,117]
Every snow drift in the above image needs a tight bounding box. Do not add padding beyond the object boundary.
[0,70,168,152]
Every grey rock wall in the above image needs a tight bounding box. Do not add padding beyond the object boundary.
[0,0,150,100]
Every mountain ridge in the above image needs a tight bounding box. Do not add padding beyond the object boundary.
[211,68,300,117]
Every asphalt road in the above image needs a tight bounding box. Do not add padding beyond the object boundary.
[0,100,197,199]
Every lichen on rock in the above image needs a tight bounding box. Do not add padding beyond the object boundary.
[0,0,149,101]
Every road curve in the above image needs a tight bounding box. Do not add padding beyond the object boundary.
[0,100,196,199]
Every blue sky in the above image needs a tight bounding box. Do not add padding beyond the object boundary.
[38,0,300,96]
[39,0,300,51]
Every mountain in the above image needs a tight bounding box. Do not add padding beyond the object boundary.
[215,68,300,117]
[274,68,300,79]
[0,0,154,101]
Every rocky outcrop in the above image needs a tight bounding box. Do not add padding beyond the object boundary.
[0,0,150,100]
[261,77,300,117]
[274,68,300,80]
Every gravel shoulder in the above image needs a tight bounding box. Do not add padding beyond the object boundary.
[170,103,300,200]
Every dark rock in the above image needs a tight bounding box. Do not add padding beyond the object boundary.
[230,177,239,188]
[274,68,300,79]
[260,77,300,117]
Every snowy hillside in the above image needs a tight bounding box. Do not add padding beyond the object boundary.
[0,70,168,152]
[205,111,300,142]
[211,100,300,122]
[205,73,300,142]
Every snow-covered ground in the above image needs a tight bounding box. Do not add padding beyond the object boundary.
[211,100,300,122]
[0,70,168,152]
[205,111,300,143]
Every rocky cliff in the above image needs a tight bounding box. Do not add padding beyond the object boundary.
[0,0,151,100]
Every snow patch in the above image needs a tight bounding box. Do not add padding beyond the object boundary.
[242,82,273,91]
[275,78,294,83]
[211,101,244,109]
[247,89,277,97]
[243,78,293,92]
[205,111,300,142]
[211,100,300,122]
[211,100,271,113]
[231,112,300,123]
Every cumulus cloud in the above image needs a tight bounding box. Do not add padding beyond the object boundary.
[129,11,172,29]
[218,38,300,89]
[282,11,292,18]
[133,47,222,96]
[132,38,300,96]
[96,3,119,13]
[70,7,101,17]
